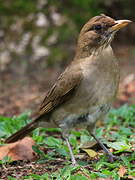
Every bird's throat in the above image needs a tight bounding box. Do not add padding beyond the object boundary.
[74,44,113,61]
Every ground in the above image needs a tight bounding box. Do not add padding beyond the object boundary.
[0,104,135,179]
[0,45,135,179]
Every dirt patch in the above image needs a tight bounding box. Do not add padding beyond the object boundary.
[0,160,64,179]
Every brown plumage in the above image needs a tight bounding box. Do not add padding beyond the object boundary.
[5,15,131,164]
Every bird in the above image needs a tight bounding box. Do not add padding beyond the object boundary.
[5,14,131,165]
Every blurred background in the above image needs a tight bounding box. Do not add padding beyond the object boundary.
[0,0,135,116]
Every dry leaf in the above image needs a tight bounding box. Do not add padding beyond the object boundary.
[80,140,97,149]
[118,166,127,177]
[82,148,97,158]
[0,137,37,161]
[128,175,135,179]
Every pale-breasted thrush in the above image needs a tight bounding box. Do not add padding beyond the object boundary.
[5,14,131,165]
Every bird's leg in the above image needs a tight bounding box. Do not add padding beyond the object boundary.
[86,105,119,162]
[90,132,119,162]
[60,115,80,166]
[64,136,77,166]
[61,128,77,166]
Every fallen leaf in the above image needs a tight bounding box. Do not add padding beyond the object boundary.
[75,154,85,159]
[82,149,97,158]
[80,140,97,149]
[128,175,135,179]
[107,141,130,151]
[118,166,127,177]
[0,137,37,161]
[75,170,91,179]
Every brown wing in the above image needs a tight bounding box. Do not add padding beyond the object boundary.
[38,64,82,116]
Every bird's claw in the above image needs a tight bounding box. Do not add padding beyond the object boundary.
[107,153,120,163]
[71,159,78,167]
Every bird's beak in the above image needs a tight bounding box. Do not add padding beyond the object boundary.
[109,20,132,32]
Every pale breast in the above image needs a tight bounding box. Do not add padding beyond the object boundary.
[80,46,120,105]
[51,46,120,126]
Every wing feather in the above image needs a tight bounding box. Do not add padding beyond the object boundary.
[38,64,82,115]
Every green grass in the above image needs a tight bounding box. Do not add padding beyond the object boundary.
[0,104,135,179]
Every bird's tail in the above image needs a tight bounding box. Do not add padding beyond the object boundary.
[5,120,38,143]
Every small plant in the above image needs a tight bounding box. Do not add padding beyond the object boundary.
[0,104,135,179]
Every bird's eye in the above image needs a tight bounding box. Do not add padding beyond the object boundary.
[94,24,102,31]
[86,24,102,33]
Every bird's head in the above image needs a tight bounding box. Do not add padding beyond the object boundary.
[76,14,131,58]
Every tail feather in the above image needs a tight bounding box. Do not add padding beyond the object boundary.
[5,121,38,143]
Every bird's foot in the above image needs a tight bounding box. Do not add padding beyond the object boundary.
[90,133,120,163]
[107,152,120,163]
[71,159,78,167]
